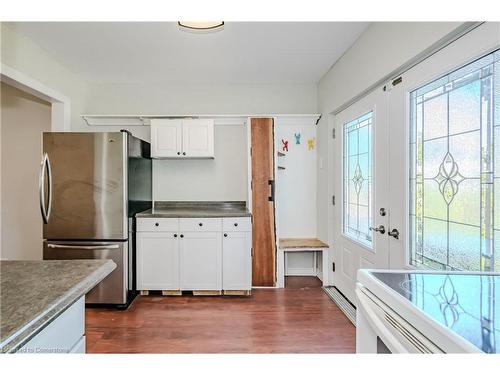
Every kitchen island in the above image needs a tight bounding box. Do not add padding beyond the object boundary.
[0,259,116,353]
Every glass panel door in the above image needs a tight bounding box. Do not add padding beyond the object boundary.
[409,50,500,271]
[333,89,389,305]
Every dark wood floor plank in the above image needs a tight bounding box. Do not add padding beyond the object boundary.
[85,278,355,353]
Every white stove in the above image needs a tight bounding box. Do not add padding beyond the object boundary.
[355,269,499,353]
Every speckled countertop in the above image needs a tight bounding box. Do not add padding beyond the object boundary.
[136,201,251,218]
[0,259,116,353]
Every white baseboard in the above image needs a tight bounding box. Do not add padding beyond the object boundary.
[316,270,323,281]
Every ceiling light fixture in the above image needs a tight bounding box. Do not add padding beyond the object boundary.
[178,21,224,33]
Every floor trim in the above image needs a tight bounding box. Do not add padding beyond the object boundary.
[323,286,356,326]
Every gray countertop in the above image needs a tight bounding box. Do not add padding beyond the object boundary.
[0,259,116,353]
[136,201,251,218]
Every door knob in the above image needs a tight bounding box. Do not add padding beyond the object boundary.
[388,229,400,239]
[369,225,386,234]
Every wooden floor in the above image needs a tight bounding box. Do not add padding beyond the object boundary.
[85,277,355,353]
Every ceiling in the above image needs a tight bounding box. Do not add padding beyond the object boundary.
[7,22,369,85]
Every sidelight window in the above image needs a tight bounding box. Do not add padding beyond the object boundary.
[409,50,500,271]
[343,111,373,247]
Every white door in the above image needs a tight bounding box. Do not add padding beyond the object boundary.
[222,231,252,290]
[387,23,500,271]
[179,232,222,290]
[136,232,180,290]
[151,119,182,158]
[333,89,390,304]
[182,119,214,158]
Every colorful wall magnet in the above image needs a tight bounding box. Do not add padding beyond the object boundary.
[282,139,289,152]
[294,133,301,145]
[307,138,315,151]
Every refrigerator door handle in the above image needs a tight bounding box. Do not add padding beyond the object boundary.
[47,243,120,250]
[46,152,52,221]
[39,153,49,224]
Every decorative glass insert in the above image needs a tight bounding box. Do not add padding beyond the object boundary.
[343,111,373,247]
[410,50,500,271]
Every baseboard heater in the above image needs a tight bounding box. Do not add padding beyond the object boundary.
[322,286,356,326]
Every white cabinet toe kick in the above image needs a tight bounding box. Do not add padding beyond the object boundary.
[136,217,252,295]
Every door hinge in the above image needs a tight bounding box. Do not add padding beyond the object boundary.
[250,147,252,156]
[332,195,336,205]
[392,76,403,86]
[332,262,336,272]
[332,128,336,139]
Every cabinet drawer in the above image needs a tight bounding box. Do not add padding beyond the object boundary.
[136,218,179,232]
[223,217,252,232]
[179,218,222,232]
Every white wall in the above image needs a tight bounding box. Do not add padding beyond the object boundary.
[275,117,317,237]
[74,82,318,143]
[154,123,248,202]
[275,117,318,276]
[1,82,51,260]
[315,22,468,283]
[78,81,318,203]
[1,23,89,130]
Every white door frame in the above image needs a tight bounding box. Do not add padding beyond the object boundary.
[0,63,71,132]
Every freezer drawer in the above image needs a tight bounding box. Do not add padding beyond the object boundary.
[43,240,128,304]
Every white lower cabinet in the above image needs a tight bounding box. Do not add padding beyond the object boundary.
[136,231,179,291]
[136,217,252,293]
[179,232,222,290]
[20,296,85,354]
[222,231,252,290]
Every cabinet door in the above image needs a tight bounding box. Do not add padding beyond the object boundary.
[222,232,252,290]
[179,232,222,290]
[182,119,214,158]
[151,119,182,158]
[137,232,179,290]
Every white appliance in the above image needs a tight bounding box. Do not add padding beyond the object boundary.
[356,269,499,353]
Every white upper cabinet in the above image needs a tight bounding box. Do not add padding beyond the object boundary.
[151,119,214,158]
[182,119,215,158]
[151,119,182,157]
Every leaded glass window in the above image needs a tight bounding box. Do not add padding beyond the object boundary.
[410,50,500,271]
[343,111,373,247]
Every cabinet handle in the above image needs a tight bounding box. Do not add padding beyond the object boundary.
[199,223,203,227]
[234,223,238,227]
[174,234,178,238]
[177,152,181,155]
[155,222,159,227]
[183,152,186,156]
[180,234,184,238]
[224,233,228,237]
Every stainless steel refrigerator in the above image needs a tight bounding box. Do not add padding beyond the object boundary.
[41,131,152,307]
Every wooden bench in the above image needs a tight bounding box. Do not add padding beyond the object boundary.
[277,238,330,287]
